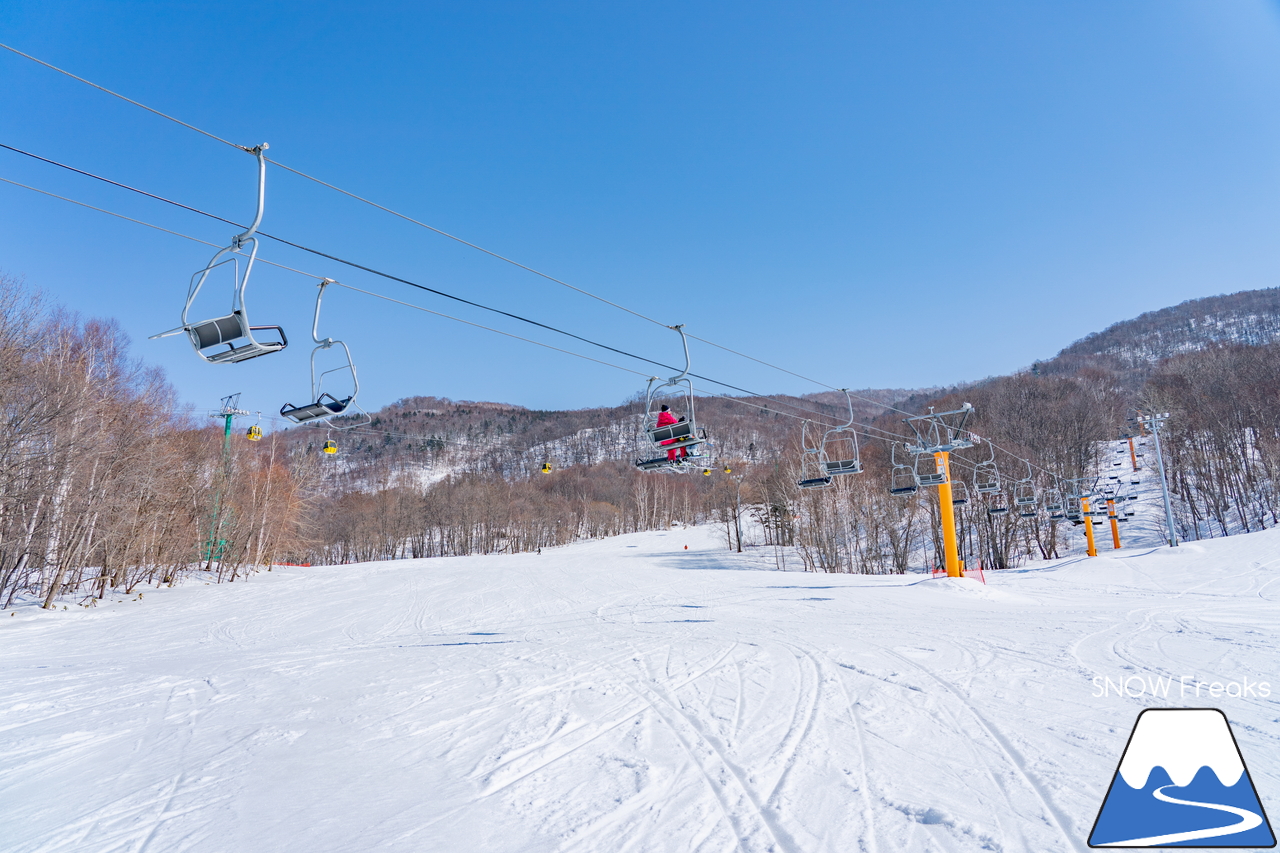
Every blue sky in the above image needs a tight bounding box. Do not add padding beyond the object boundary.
[3,2,1280,418]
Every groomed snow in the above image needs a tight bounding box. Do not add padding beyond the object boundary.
[3,525,1279,852]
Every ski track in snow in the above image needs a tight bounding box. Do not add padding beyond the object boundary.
[3,525,1280,852]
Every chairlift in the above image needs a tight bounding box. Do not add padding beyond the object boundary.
[1018,503,1038,519]
[1130,476,1141,486]
[635,325,709,473]
[797,420,833,490]
[951,481,970,506]
[973,444,1000,494]
[987,492,1009,516]
[1064,495,1083,521]
[1013,460,1036,508]
[150,145,288,364]
[280,280,371,428]
[889,444,919,496]
[821,389,863,477]
[915,451,947,487]
[1044,488,1064,512]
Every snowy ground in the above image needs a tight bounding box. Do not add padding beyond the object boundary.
[3,523,1279,852]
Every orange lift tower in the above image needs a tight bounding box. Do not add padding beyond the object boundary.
[905,404,975,578]
[1068,478,1100,557]
[1106,495,1122,549]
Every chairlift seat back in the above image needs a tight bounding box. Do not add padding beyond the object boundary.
[635,455,696,472]
[648,420,696,444]
[280,393,354,424]
[918,472,947,486]
[189,313,287,364]
[825,459,863,476]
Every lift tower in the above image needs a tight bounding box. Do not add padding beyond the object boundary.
[204,393,251,571]
[905,404,974,578]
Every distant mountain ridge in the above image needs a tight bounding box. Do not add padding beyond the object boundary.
[1042,287,1280,377]
[300,288,1280,475]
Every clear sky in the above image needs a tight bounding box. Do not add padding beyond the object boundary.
[3,1,1280,418]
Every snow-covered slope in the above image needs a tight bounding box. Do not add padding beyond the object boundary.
[3,526,1279,852]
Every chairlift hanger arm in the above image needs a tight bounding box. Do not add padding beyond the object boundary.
[233,144,268,248]
[669,325,692,384]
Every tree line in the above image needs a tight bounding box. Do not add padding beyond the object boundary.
[8,270,1280,606]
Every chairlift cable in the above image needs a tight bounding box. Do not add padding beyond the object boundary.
[0,170,858,440]
[0,160,1067,479]
[1,45,1113,477]
[0,47,951,417]
[0,142,848,424]
[0,43,249,152]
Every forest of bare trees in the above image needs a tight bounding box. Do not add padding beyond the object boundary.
[8,270,1280,607]
[0,276,308,609]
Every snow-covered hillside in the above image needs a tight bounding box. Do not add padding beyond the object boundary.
[3,525,1278,852]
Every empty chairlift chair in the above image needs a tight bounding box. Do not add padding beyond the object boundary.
[150,145,288,364]
[915,451,947,487]
[797,421,833,490]
[1044,489,1065,521]
[889,444,919,496]
[951,481,970,506]
[1014,461,1037,510]
[821,389,864,478]
[280,279,371,427]
[974,444,1001,495]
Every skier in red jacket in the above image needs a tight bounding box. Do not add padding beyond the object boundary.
[655,404,689,462]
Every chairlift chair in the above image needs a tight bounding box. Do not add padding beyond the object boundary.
[797,420,833,490]
[1045,486,1066,520]
[821,389,863,477]
[915,451,947,487]
[150,145,288,364]
[987,493,1009,516]
[973,445,1001,494]
[280,280,371,428]
[635,325,709,472]
[889,444,919,496]
[951,481,970,506]
[1012,460,1036,508]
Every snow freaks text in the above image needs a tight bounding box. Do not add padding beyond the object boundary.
[1092,675,1272,700]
